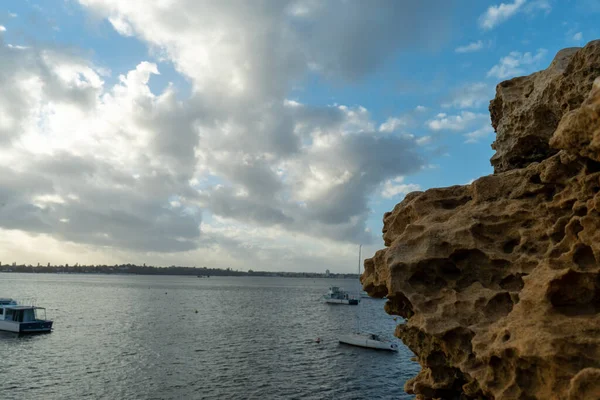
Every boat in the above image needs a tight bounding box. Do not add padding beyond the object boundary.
[323,286,359,305]
[0,298,53,333]
[338,245,398,351]
[339,332,398,351]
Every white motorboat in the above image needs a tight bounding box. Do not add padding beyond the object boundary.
[0,298,53,333]
[323,286,359,305]
[339,332,398,351]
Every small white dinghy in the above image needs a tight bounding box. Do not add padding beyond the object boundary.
[339,332,398,351]
[338,245,399,352]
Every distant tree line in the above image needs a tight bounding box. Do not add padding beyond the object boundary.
[0,262,359,279]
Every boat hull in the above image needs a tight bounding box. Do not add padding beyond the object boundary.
[0,320,53,333]
[325,298,359,305]
[339,334,398,351]
[20,321,53,333]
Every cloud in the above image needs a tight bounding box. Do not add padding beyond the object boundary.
[0,1,468,269]
[487,48,547,79]
[524,0,552,14]
[442,82,493,109]
[464,125,495,143]
[427,111,489,132]
[0,26,6,32]
[379,117,409,132]
[455,40,484,53]
[479,0,526,30]
[0,41,202,252]
[572,31,583,41]
[416,136,432,146]
[0,43,425,261]
[80,0,458,91]
[479,0,551,30]
[108,15,134,36]
[381,177,421,199]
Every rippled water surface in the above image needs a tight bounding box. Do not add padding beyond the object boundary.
[0,274,418,399]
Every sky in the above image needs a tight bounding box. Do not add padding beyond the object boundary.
[0,0,598,272]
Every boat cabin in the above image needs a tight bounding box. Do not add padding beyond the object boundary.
[0,305,47,323]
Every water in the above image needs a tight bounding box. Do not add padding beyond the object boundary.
[0,274,418,399]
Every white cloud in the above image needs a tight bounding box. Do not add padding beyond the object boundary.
[379,117,408,133]
[0,0,466,270]
[524,0,552,14]
[573,31,583,41]
[108,16,134,36]
[455,40,484,53]
[0,26,6,32]
[464,125,494,143]
[427,111,489,132]
[487,48,547,79]
[381,177,421,199]
[479,0,526,30]
[442,82,492,109]
[479,0,551,30]
[416,136,432,146]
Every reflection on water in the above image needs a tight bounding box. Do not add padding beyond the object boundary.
[0,274,418,399]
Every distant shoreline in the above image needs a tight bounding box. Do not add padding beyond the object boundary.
[0,264,359,279]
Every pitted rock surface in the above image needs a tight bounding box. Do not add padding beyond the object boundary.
[363,42,600,400]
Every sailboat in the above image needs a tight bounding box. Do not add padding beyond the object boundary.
[338,245,399,351]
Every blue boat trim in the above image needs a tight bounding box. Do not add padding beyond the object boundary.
[19,321,53,333]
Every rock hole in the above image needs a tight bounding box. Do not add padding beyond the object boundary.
[408,270,447,290]
[529,174,542,184]
[550,217,569,243]
[586,159,600,174]
[426,351,447,367]
[547,270,600,316]
[484,292,514,318]
[503,238,520,254]
[384,292,414,319]
[441,328,474,359]
[492,259,511,269]
[439,261,461,279]
[574,206,588,217]
[568,220,584,237]
[549,246,568,259]
[573,245,597,270]
[489,355,502,368]
[499,274,525,291]
[502,332,511,342]
[436,196,472,210]
[544,188,556,201]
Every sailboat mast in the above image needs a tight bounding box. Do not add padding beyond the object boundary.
[358,244,362,275]
[357,244,362,333]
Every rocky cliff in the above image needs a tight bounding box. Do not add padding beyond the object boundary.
[362,41,600,400]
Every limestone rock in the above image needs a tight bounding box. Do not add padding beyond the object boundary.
[489,40,600,173]
[363,43,600,400]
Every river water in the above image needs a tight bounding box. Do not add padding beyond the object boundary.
[0,273,418,399]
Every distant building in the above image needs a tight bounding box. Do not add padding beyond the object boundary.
[325,269,330,277]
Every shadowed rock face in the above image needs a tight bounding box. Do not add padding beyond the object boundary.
[490,41,600,173]
[363,41,600,400]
